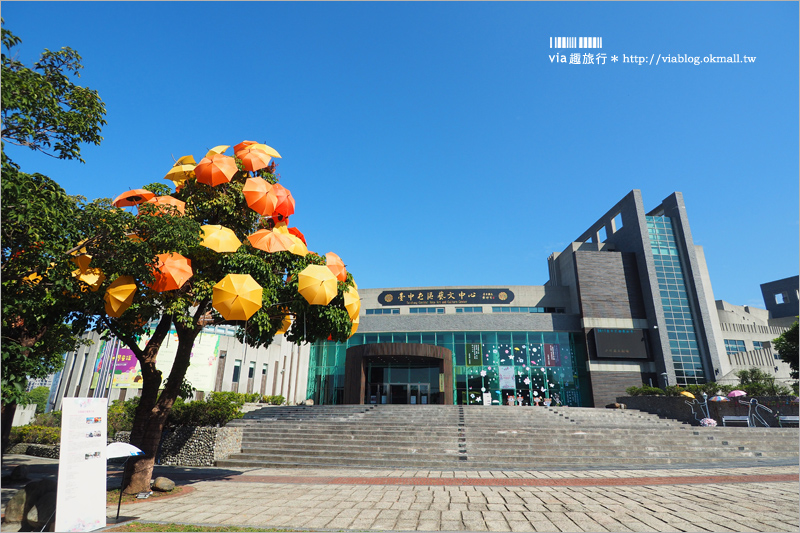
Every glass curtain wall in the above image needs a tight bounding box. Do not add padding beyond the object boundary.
[307,331,590,406]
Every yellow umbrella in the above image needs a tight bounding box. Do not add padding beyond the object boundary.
[286,234,308,257]
[680,391,695,399]
[248,143,281,159]
[205,145,230,158]
[212,273,263,321]
[104,276,137,318]
[297,265,338,306]
[349,317,360,338]
[163,155,196,186]
[72,267,105,291]
[200,225,242,253]
[276,313,293,335]
[344,286,361,321]
[70,254,92,272]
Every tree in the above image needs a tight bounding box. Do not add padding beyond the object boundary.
[773,321,798,380]
[1,22,106,450]
[24,386,51,415]
[734,367,793,397]
[74,145,358,493]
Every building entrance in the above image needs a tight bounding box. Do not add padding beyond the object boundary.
[368,383,430,404]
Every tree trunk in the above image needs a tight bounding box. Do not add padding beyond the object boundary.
[120,313,204,494]
[1,402,18,455]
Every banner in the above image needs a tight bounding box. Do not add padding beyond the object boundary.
[499,366,516,388]
[55,398,107,532]
[112,330,222,391]
[544,344,561,367]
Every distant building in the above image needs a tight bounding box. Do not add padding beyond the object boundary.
[760,276,800,321]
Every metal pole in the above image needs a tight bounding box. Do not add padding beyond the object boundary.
[107,338,121,405]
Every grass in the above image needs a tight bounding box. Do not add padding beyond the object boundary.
[105,524,296,532]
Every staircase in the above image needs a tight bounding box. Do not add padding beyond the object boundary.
[216,405,800,470]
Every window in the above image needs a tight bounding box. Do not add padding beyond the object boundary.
[248,361,256,379]
[262,363,268,375]
[409,307,444,314]
[612,212,623,233]
[776,292,789,304]
[366,308,399,315]
[491,307,565,314]
[724,339,746,356]
[232,359,242,383]
[753,341,763,351]
[456,307,482,313]
[598,226,608,242]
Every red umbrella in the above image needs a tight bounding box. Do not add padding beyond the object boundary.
[113,189,155,208]
[242,177,276,215]
[288,227,306,245]
[236,147,272,172]
[150,253,193,292]
[325,252,347,282]
[195,154,238,186]
[269,184,295,220]
[144,195,185,215]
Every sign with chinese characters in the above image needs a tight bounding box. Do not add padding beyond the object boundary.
[466,343,482,366]
[592,328,649,359]
[55,398,107,532]
[544,344,561,367]
[377,288,514,306]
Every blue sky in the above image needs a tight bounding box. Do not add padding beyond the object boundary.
[3,2,798,308]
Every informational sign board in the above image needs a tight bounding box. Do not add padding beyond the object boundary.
[544,343,561,367]
[466,343,483,366]
[112,330,221,390]
[482,392,493,406]
[592,328,649,359]
[56,398,107,532]
[499,366,516,388]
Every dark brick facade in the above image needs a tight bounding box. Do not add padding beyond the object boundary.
[574,251,646,319]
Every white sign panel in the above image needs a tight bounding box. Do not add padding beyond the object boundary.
[56,398,107,532]
[499,366,516,389]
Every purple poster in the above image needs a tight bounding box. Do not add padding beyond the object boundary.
[544,344,561,367]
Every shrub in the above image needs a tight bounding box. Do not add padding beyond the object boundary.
[207,391,249,407]
[9,425,60,445]
[685,383,723,397]
[167,395,244,428]
[108,397,139,438]
[263,395,285,405]
[663,385,686,397]
[625,385,664,396]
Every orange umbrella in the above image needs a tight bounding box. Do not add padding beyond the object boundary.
[242,177,276,215]
[325,252,347,282]
[234,140,258,153]
[236,147,272,172]
[297,264,338,306]
[150,253,192,292]
[212,273,263,321]
[268,184,295,220]
[195,154,238,186]
[247,229,293,253]
[288,227,306,245]
[104,276,137,318]
[113,189,155,208]
[349,317,360,338]
[145,195,185,215]
[200,225,242,253]
[344,286,361,321]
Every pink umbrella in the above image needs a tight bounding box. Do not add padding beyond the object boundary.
[727,390,747,398]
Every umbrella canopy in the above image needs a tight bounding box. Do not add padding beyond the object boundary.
[297,264,338,306]
[212,273,263,321]
[680,391,695,399]
[344,286,361,321]
[349,317,360,338]
[112,189,155,208]
[70,254,92,272]
[248,229,294,253]
[106,442,144,459]
[234,140,258,153]
[195,153,238,186]
[248,143,281,159]
[325,252,347,282]
[242,177,276,215]
[104,276,137,318]
[268,183,295,220]
[288,227,306,245]
[145,195,186,216]
[204,145,230,158]
[727,390,747,398]
[200,225,242,253]
[163,155,196,187]
[150,253,192,292]
[286,234,308,257]
[276,313,293,335]
[72,267,106,291]
[236,147,272,172]
[708,395,730,402]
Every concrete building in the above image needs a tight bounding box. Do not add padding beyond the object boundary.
[46,190,796,410]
